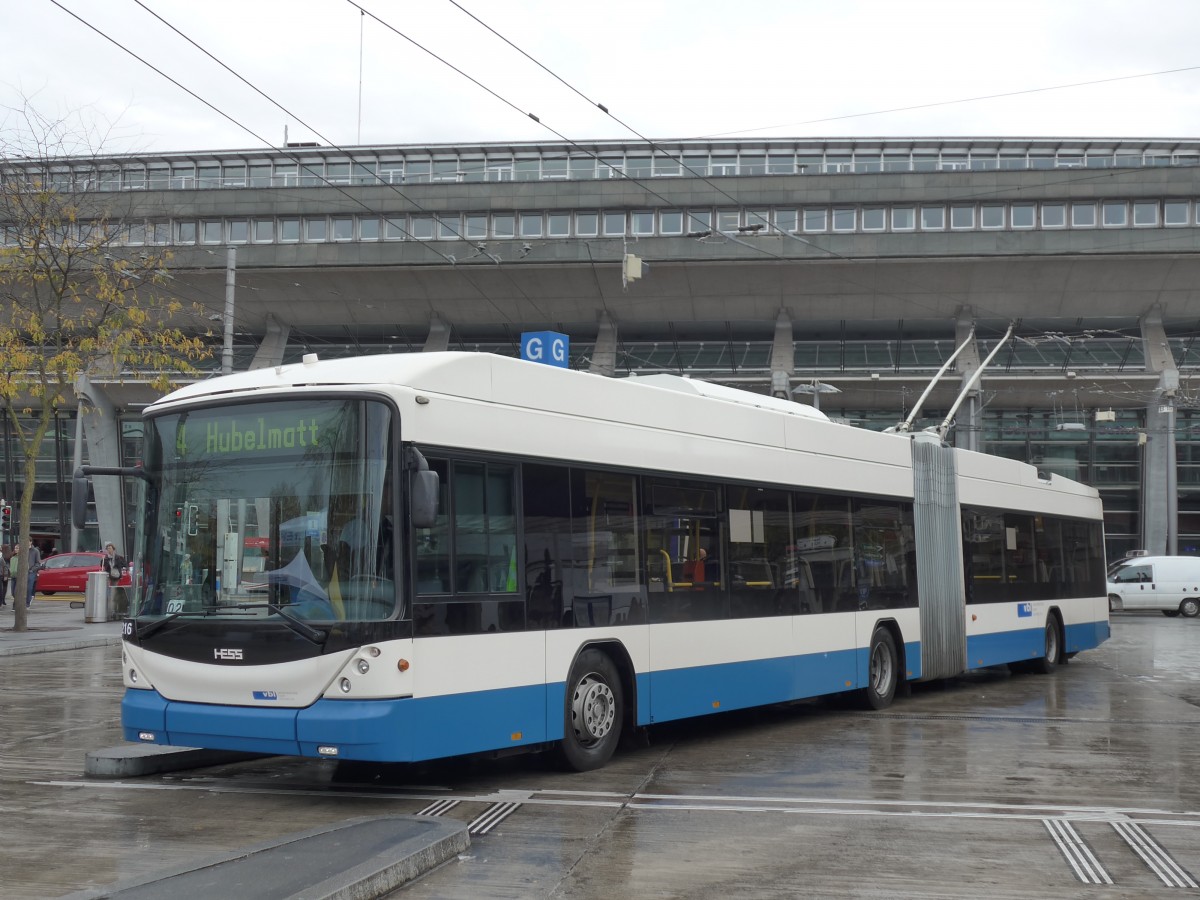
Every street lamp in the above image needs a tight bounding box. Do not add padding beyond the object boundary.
[791,379,841,411]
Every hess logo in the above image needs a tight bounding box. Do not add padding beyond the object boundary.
[214,648,244,661]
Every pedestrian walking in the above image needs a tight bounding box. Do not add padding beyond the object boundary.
[25,538,41,608]
[0,544,9,607]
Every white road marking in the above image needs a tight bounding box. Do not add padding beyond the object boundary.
[1112,818,1199,888]
[417,798,460,817]
[469,801,521,835]
[1043,818,1112,885]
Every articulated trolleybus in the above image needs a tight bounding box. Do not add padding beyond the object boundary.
[77,352,1108,771]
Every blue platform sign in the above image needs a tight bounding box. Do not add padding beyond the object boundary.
[521,331,569,368]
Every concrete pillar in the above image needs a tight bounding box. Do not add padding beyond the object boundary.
[73,375,125,554]
[1141,308,1177,555]
[588,312,618,377]
[423,314,450,352]
[248,314,291,370]
[953,310,984,452]
[769,309,795,399]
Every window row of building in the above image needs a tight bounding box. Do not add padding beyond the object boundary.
[11,198,1200,248]
[12,144,1200,192]
[188,335,1169,379]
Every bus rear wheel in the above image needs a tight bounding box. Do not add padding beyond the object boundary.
[1029,619,1061,675]
[860,627,898,710]
[556,649,623,772]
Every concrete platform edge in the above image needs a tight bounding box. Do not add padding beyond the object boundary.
[60,815,470,900]
[294,818,471,900]
[85,744,267,778]
[0,633,120,657]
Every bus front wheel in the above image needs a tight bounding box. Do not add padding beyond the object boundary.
[557,649,623,772]
[1180,598,1200,618]
[861,627,898,710]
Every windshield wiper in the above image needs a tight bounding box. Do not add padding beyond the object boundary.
[134,602,327,645]
[136,607,220,640]
[226,602,328,646]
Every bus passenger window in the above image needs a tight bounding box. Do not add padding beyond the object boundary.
[522,463,572,629]
[452,461,516,594]
[793,491,853,614]
[726,486,791,618]
[571,469,643,626]
[642,478,725,622]
[851,499,917,610]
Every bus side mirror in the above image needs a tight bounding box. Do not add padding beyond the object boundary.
[71,470,90,531]
[411,469,440,529]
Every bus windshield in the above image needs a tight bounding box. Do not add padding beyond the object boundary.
[131,398,398,622]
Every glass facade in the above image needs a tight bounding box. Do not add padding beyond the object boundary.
[26,196,1199,252]
[0,411,139,554]
[19,141,1200,193]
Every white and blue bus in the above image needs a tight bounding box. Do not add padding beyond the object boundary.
[82,352,1108,771]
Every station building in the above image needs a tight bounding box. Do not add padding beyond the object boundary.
[4,136,1200,561]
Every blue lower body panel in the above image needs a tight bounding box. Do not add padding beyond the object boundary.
[902,641,922,680]
[1065,619,1109,653]
[966,619,1109,670]
[123,683,550,763]
[645,648,864,725]
[967,627,1043,669]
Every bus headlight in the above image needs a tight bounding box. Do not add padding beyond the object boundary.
[356,659,370,675]
[339,677,352,693]
[129,669,138,684]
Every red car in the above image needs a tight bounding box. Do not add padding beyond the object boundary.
[34,552,131,595]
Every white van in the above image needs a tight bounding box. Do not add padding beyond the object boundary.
[1107,555,1200,617]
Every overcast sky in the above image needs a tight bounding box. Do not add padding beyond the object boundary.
[5,0,1200,155]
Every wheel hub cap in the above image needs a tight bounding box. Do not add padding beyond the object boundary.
[571,675,615,743]
[871,645,892,692]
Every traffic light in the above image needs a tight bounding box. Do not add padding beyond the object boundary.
[1,504,11,531]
